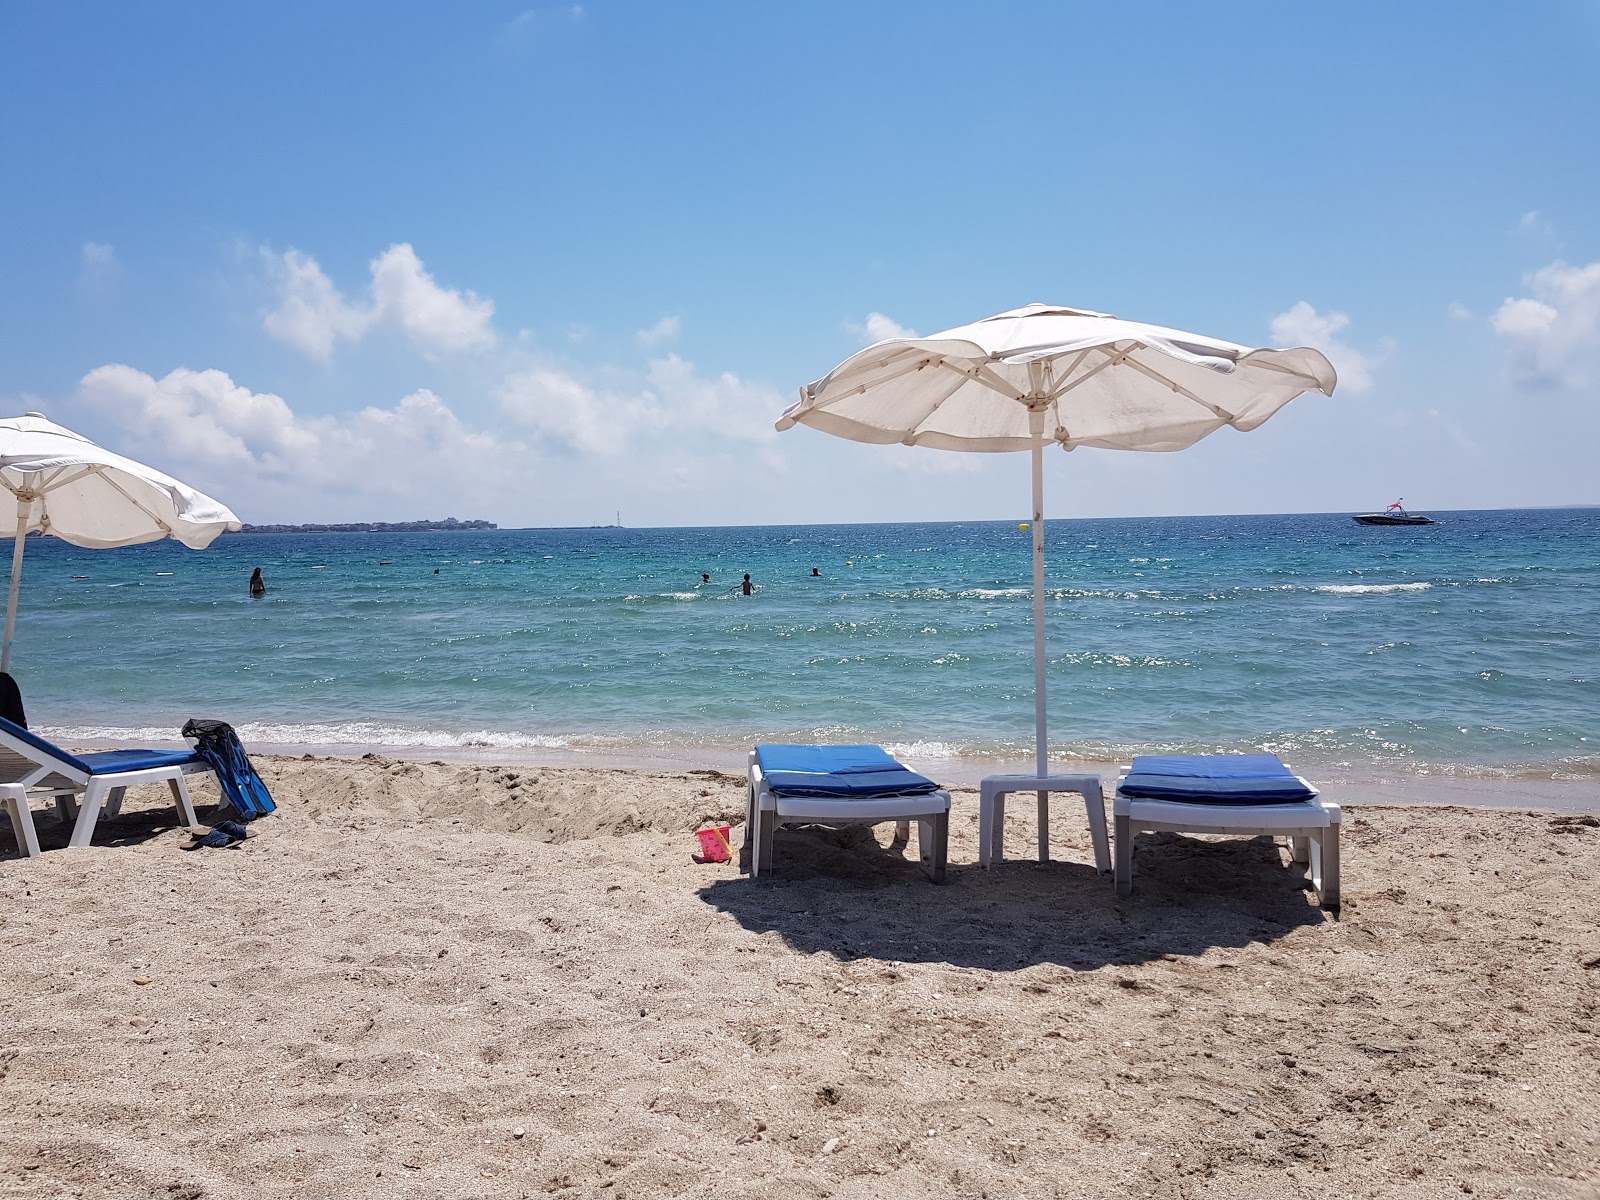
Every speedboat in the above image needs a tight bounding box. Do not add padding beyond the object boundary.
[1353,505,1433,526]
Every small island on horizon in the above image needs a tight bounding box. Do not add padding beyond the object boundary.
[237,517,497,534]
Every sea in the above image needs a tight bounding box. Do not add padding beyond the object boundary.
[10,508,1599,787]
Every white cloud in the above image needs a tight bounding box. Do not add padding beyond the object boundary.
[847,312,919,345]
[498,367,654,455]
[78,242,119,293]
[369,244,496,357]
[500,5,584,45]
[644,354,782,443]
[1517,210,1557,240]
[72,365,526,518]
[262,243,495,362]
[1490,260,1600,389]
[635,315,681,348]
[261,249,374,360]
[498,352,781,453]
[1269,301,1377,394]
[1447,302,1474,321]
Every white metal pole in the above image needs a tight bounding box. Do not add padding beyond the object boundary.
[1031,432,1047,780]
[2,495,32,674]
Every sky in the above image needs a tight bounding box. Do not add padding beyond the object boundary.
[2,1,1598,528]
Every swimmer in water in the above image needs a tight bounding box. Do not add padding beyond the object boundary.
[740,573,754,596]
[810,567,821,577]
[700,572,711,586]
[248,567,266,598]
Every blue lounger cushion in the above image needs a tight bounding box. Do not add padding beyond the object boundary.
[1119,753,1317,804]
[78,748,205,775]
[755,744,940,799]
[0,715,202,776]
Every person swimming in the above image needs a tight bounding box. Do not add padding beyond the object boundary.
[740,573,753,596]
[700,572,711,585]
[248,567,266,597]
[810,567,821,577]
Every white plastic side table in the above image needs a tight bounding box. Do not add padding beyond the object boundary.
[978,774,1110,872]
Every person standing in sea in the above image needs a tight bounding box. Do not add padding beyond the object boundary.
[740,573,754,596]
[249,567,266,597]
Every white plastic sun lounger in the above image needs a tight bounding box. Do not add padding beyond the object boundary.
[1113,754,1340,908]
[745,744,951,882]
[0,715,214,854]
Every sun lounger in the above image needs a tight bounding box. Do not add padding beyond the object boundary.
[1113,753,1340,908]
[746,744,951,881]
[0,715,214,853]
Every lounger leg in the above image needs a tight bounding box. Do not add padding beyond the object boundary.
[918,812,948,884]
[754,809,777,879]
[1289,834,1311,864]
[990,792,1007,865]
[891,820,911,850]
[1082,779,1111,874]
[1036,790,1050,862]
[54,795,77,826]
[1114,813,1134,897]
[978,782,996,869]
[69,780,111,848]
[104,786,127,820]
[741,783,755,872]
[1314,826,1340,909]
[168,777,199,828]
[1,789,40,858]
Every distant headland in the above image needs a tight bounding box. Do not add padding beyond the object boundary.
[238,518,497,534]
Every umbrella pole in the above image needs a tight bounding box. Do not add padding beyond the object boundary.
[1031,437,1047,780]
[2,495,31,674]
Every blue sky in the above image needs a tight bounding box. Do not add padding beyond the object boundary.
[2,2,1598,526]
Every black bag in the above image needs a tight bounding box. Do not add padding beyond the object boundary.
[0,671,27,728]
[181,718,277,819]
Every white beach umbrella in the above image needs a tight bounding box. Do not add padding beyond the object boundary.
[0,412,241,671]
[780,304,1337,779]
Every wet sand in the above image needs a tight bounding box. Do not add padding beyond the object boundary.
[2,754,1598,1199]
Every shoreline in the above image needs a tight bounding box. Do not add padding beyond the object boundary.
[43,733,1600,814]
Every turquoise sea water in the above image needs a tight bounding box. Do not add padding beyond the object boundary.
[9,509,1599,779]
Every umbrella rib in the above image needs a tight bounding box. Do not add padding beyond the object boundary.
[968,361,1028,401]
[818,346,936,397]
[0,464,99,499]
[34,465,100,495]
[1048,348,1129,400]
[101,473,175,535]
[904,368,980,442]
[863,353,1026,403]
[1120,357,1237,421]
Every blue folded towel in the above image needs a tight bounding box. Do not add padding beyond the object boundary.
[755,744,940,798]
[1119,753,1317,804]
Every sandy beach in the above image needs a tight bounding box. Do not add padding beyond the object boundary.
[3,754,1598,1199]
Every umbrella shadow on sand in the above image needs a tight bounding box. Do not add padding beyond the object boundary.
[698,826,1330,972]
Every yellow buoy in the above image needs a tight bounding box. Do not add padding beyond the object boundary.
[1018,523,1030,531]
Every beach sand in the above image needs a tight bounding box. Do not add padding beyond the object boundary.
[2,755,1598,1199]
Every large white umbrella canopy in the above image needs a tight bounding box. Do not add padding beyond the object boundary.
[780,304,1338,778]
[0,412,241,671]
